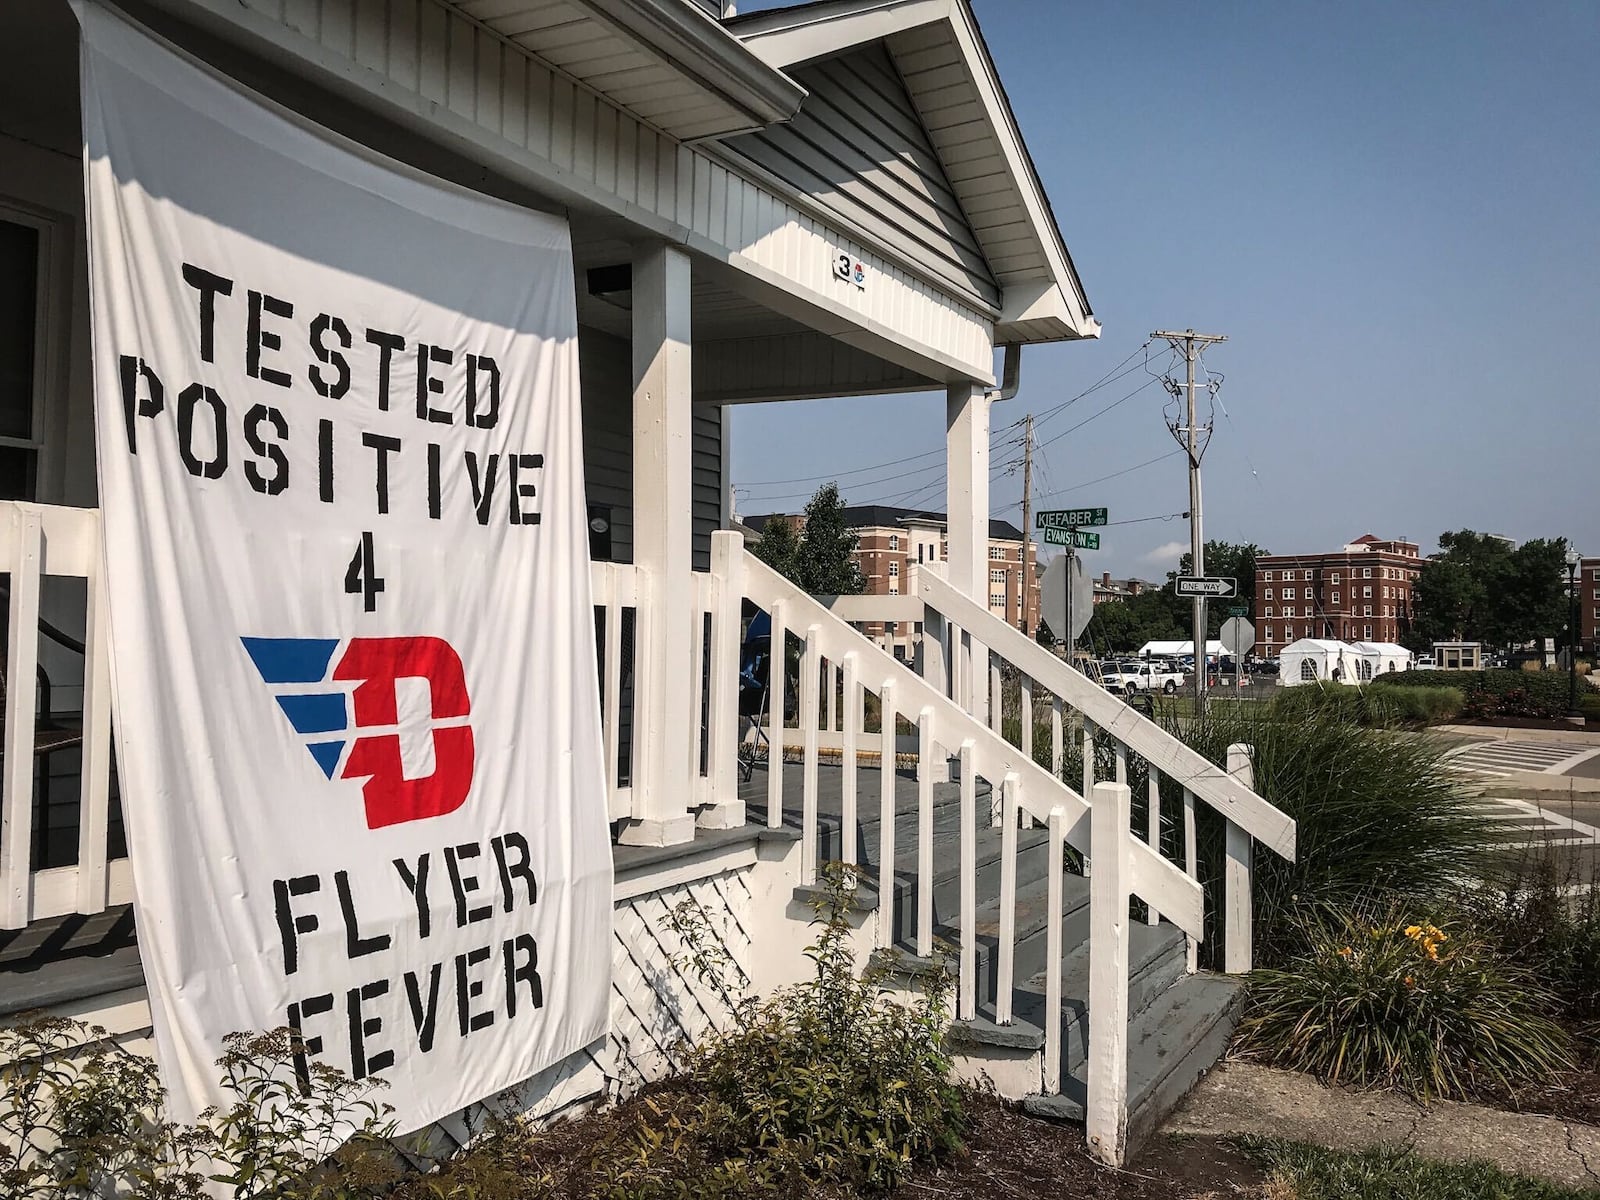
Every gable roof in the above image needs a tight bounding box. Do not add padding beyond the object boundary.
[724,0,1097,344]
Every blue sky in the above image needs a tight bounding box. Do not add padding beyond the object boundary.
[727,1,1600,579]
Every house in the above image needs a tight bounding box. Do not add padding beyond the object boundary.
[743,504,1042,646]
[0,0,1292,1169]
[1093,573,1152,605]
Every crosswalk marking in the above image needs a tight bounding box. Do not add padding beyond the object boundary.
[1470,796,1600,846]
[1444,739,1600,778]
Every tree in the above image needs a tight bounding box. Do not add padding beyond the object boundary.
[793,484,864,595]
[1412,530,1571,647]
[1178,540,1266,634]
[754,484,864,596]
[752,515,800,581]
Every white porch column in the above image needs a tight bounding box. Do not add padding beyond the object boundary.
[947,381,990,727]
[621,243,696,847]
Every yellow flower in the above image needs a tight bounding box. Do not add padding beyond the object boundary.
[1337,946,1353,958]
[1405,925,1423,939]
[1404,974,1415,988]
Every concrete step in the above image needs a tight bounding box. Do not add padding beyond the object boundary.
[1021,971,1246,1153]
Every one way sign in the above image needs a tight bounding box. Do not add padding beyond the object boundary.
[1175,576,1238,598]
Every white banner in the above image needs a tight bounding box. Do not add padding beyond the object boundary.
[78,3,611,1131]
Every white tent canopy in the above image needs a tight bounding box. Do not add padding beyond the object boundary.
[1135,640,1224,660]
[1278,639,1366,686]
[1352,641,1413,680]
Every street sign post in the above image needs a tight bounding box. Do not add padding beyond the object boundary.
[1220,617,1255,661]
[1037,507,1108,530]
[1041,553,1093,650]
[1042,527,1100,550]
[1174,576,1238,599]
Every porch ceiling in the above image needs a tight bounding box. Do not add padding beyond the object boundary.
[445,0,805,141]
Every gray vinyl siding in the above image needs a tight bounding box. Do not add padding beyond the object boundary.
[720,44,998,309]
[579,328,722,571]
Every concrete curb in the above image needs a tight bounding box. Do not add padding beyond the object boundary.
[1436,724,1600,745]
[1165,1061,1600,1192]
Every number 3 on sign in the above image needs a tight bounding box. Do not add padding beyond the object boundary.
[344,531,385,613]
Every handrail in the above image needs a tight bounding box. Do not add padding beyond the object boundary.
[916,570,1296,861]
[0,579,88,656]
[743,551,1205,939]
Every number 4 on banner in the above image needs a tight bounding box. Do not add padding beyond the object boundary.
[344,532,385,613]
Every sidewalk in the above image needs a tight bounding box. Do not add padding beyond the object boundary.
[1165,1062,1600,1192]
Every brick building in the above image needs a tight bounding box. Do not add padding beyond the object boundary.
[1093,573,1153,605]
[1582,557,1600,655]
[744,504,1041,635]
[1254,535,1422,654]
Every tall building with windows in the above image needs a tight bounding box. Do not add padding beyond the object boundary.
[1581,557,1600,656]
[743,505,1041,636]
[1253,535,1421,653]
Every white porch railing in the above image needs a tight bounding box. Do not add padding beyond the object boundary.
[0,501,743,930]
[733,534,1295,1165]
[1,502,120,930]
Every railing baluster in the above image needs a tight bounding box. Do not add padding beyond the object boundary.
[1050,696,1063,779]
[958,742,976,1020]
[708,535,744,816]
[1042,807,1065,1094]
[766,600,787,830]
[75,531,113,915]
[800,625,821,885]
[1081,719,1096,873]
[1183,787,1198,973]
[1146,766,1162,926]
[1224,744,1255,974]
[995,773,1019,1024]
[841,654,859,866]
[877,680,898,950]
[1114,741,1127,786]
[1,507,42,929]
[917,707,934,958]
[988,655,1002,737]
[1020,674,1033,758]
[1086,780,1132,1166]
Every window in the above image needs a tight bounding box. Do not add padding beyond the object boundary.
[1304,569,1314,581]
[888,535,898,551]
[0,213,53,501]
[1261,570,1273,581]
[1301,659,1318,680]
[990,546,1004,560]
[1330,572,1340,584]
[1331,592,1340,605]
[888,583,899,595]
[1265,588,1274,601]
[1363,586,1372,598]
[1364,624,1373,639]
[1363,567,1372,578]
[1282,587,1295,600]
[1364,605,1373,617]
[888,562,899,578]
[1264,606,1274,617]
[1361,660,1373,681]
[917,545,924,563]
[1264,627,1274,642]
[1303,605,1312,617]
[990,568,1006,584]
[990,591,1006,607]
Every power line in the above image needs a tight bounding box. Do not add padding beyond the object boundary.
[1023,449,1184,510]
[1016,340,1154,429]
[1033,375,1166,455]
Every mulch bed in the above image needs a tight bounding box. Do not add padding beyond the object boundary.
[865,1097,1271,1198]
[1484,1037,1600,1127]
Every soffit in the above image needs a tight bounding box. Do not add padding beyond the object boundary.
[446,0,803,141]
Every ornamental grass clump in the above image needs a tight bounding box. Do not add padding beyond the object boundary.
[1235,906,1572,1100]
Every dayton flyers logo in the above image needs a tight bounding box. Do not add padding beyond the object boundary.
[243,636,474,829]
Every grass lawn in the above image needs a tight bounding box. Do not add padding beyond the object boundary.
[1238,1138,1599,1199]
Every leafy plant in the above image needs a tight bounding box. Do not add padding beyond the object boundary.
[1235,906,1571,1099]
[1270,684,1465,727]
[0,1019,400,1199]
[1372,668,1595,720]
[1241,1137,1595,1200]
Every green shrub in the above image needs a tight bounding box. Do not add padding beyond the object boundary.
[1373,668,1595,720]
[1464,846,1600,1031]
[1270,683,1463,728]
[1169,703,1492,968]
[0,1021,400,1199]
[1235,906,1572,1099]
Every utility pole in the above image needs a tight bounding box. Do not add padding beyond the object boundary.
[1153,329,1227,706]
[1020,413,1034,636]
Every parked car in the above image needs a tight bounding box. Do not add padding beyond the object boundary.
[1415,655,1437,671]
[1102,662,1186,696]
